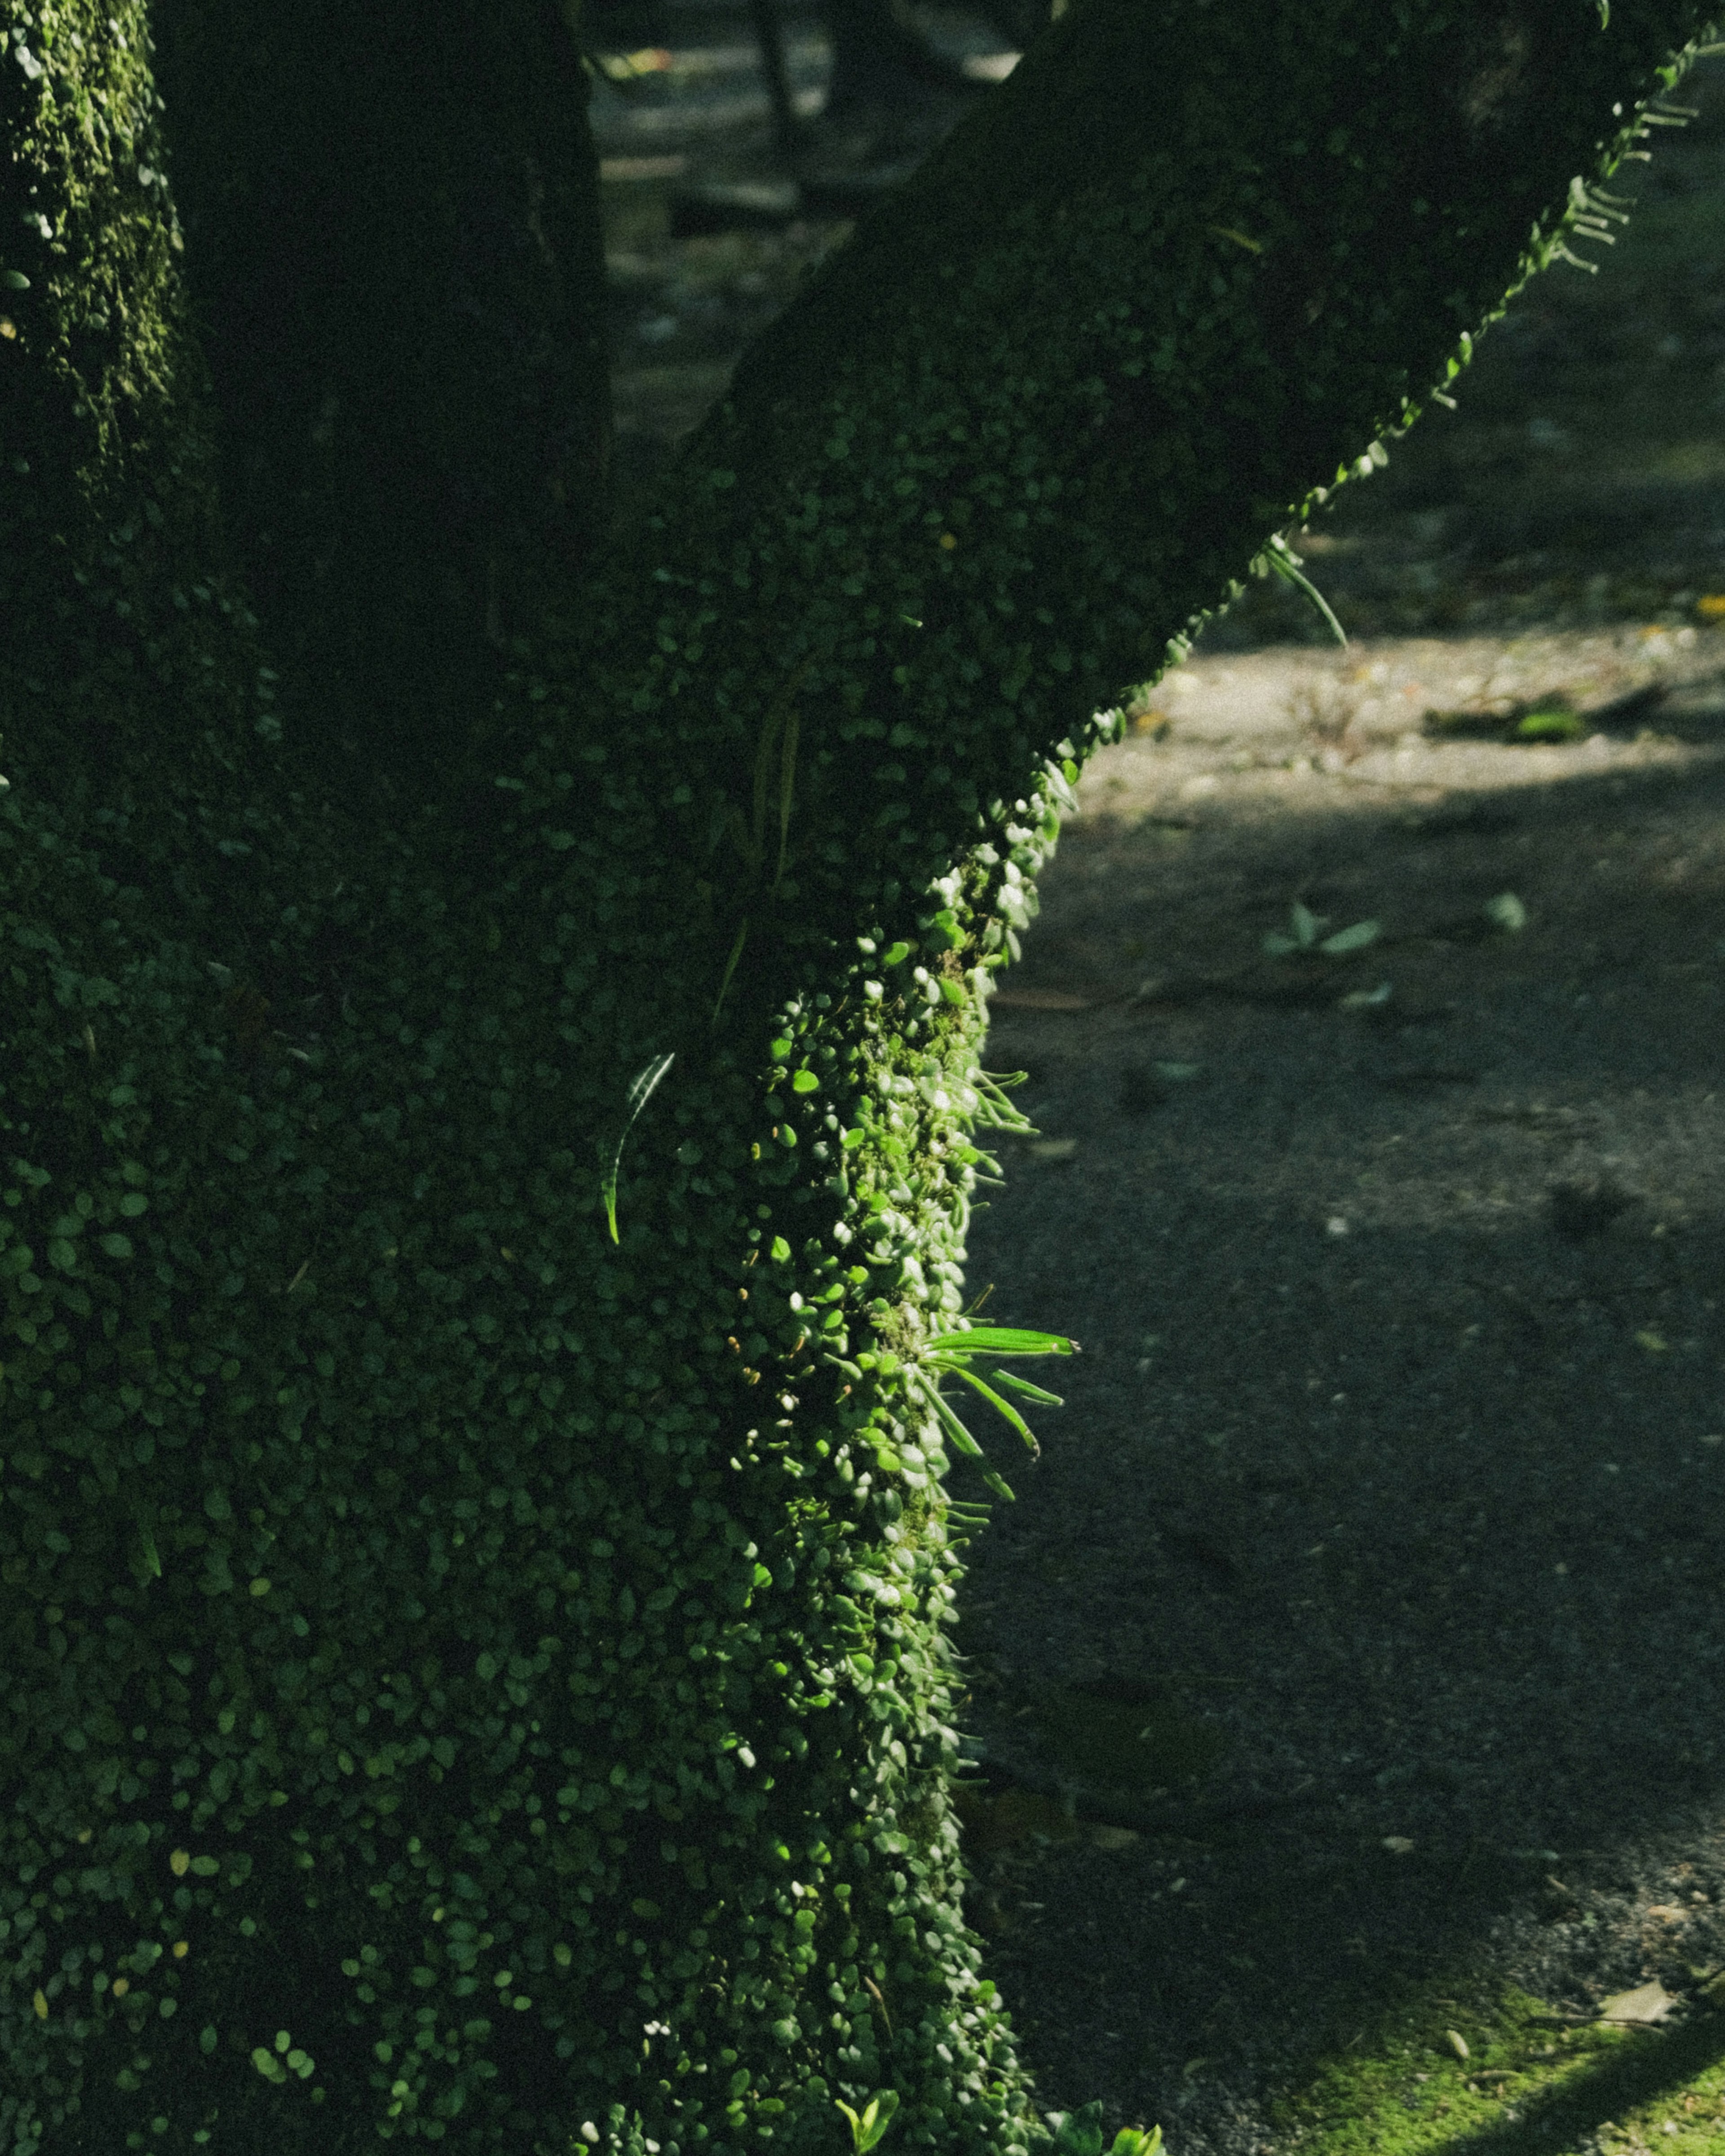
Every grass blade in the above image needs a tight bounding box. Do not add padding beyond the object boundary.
[712,918,749,1027]
[920,1379,986,1461]
[773,702,800,894]
[926,1326,1076,1357]
[1264,537,1348,647]
[750,654,814,881]
[602,1051,674,1244]
[948,1364,1041,1454]
[989,1368,1065,1407]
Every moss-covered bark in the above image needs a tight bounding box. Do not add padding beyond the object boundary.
[145,0,613,798]
[2,2,1719,2153]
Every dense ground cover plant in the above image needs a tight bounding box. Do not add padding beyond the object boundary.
[2,0,1719,2149]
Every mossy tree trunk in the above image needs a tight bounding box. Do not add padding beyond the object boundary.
[2,3,1716,2153]
[145,0,614,800]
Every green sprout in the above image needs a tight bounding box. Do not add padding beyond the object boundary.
[911,1323,1077,1502]
[836,2089,900,2154]
[826,1313,1075,1503]
[1046,2102,1165,2156]
[827,1070,1077,1499]
[601,1052,674,1243]
[970,1067,1037,1133]
[1263,901,1380,957]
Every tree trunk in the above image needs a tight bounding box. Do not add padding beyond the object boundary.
[2,2,1716,2153]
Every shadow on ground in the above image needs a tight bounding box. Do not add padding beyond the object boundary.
[946,700,1725,2155]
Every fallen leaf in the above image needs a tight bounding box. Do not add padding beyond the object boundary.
[1597,1982,1679,2026]
[1319,918,1381,955]
[1636,1331,1670,1354]
[1483,893,1527,932]
[1447,2030,1471,2059]
[1515,706,1586,741]
[1424,696,1584,746]
[1383,1836,1415,1854]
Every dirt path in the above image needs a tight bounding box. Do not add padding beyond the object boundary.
[948,621,1725,2152]
[589,22,1725,2149]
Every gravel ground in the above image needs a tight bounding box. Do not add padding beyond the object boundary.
[585,18,1725,2145]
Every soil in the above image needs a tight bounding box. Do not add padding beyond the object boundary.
[591,18,1725,2149]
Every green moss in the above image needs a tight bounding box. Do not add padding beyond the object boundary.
[0,0,200,527]
[1274,1979,1725,2156]
[4,0,1724,2152]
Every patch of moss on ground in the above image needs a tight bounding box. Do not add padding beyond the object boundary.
[1273,1981,1725,2156]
